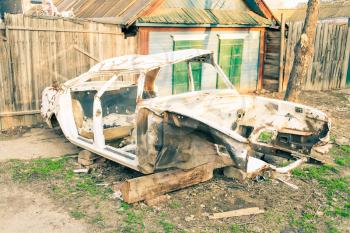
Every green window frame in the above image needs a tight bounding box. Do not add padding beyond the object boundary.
[172,40,204,94]
[217,39,244,89]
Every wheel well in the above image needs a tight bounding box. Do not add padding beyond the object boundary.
[50,114,59,128]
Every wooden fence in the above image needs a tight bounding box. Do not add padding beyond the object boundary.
[0,14,137,130]
[282,21,350,91]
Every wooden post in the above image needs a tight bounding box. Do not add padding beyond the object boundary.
[257,28,266,91]
[340,18,350,88]
[279,14,286,92]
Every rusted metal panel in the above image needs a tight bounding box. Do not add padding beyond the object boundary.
[53,0,159,25]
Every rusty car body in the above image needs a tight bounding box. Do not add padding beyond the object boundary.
[41,49,331,174]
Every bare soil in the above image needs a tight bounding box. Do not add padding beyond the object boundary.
[0,89,349,233]
[0,180,88,233]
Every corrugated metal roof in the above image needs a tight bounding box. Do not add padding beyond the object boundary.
[53,0,274,27]
[53,0,158,25]
[138,8,272,26]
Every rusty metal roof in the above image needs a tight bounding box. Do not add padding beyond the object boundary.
[53,0,159,25]
[138,8,272,26]
[53,0,275,27]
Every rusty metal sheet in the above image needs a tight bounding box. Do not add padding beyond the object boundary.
[138,8,273,26]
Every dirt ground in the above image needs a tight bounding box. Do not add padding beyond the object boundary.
[0,182,88,233]
[0,128,79,161]
[0,89,349,233]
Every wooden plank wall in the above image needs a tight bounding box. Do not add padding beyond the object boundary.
[0,14,137,131]
[282,21,350,91]
[262,29,280,91]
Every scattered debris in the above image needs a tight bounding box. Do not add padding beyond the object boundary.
[271,158,308,174]
[276,178,299,190]
[112,191,123,200]
[73,168,89,174]
[313,143,333,154]
[209,207,265,219]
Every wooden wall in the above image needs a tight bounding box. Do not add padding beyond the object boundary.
[282,21,350,91]
[0,14,137,130]
[262,29,281,91]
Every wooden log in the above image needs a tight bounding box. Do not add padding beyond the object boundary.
[209,207,265,219]
[120,156,233,204]
[120,163,214,204]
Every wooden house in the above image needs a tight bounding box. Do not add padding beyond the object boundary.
[53,0,280,95]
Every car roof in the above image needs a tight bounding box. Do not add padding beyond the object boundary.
[89,49,213,73]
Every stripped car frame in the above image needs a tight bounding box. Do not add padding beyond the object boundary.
[41,49,331,174]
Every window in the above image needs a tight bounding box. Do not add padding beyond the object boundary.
[172,40,204,94]
[217,39,244,89]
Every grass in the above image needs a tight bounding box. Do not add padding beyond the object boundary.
[332,145,350,167]
[121,210,145,233]
[10,157,69,181]
[159,220,174,233]
[258,131,274,143]
[169,200,181,209]
[230,224,247,233]
[288,210,317,233]
[70,210,85,220]
[291,146,350,232]
[292,165,349,201]
[90,213,105,227]
[290,145,350,232]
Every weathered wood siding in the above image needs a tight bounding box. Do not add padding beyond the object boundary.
[282,21,350,91]
[0,14,137,130]
[262,29,280,91]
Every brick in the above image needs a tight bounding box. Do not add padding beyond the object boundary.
[78,157,94,166]
[78,150,98,161]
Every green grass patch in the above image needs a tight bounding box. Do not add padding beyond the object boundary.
[159,220,174,233]
[339,145,350,154]
[332,145,350,167]
[292,164,350,219]
[70,210,85,220]
[10,157,69,181]
[325,221,340,233]
[258,131,274,143]
[120,201,132,211]
[288,210,317,233]
[120,211,145,233]
[169,200,181,209]
[230,224,247,233]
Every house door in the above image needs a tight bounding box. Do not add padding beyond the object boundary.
[217,39,244,89]
[173,40,203,94]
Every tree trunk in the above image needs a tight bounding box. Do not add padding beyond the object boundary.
[284,0,320,102]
